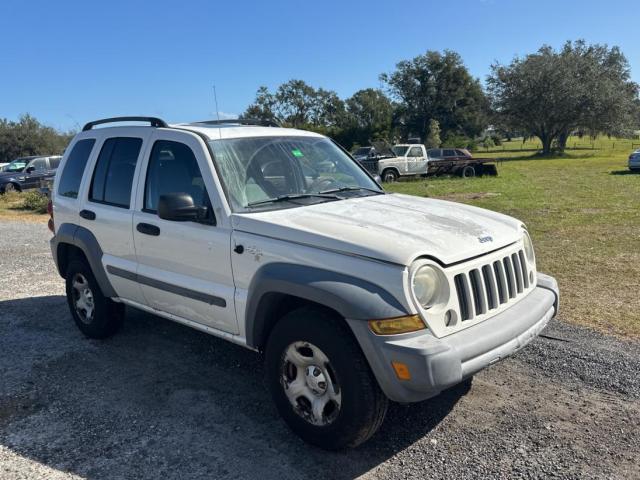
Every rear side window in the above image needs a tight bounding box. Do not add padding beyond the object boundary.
[144,140,208,213]
[443,149,456,157]
[49,157,61,169]
[57,139,96,199]
[90,137,142,208]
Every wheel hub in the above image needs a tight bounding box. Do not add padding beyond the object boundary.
[281,341,342,426]
[304,365,328,395]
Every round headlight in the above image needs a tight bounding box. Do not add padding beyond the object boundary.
[412,265,449,309]
[523,231,535,263]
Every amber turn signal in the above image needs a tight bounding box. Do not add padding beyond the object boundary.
[391,361,411,380]
[368,315,425,335]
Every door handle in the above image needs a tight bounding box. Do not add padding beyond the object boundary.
[137,222,160,236]
[79,209,96,220]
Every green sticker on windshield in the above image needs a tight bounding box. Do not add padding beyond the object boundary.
[291,149,304,157]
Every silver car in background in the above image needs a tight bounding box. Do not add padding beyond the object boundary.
[629,149,640,171]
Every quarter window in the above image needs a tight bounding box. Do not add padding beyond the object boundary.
[57,139,96,199]
[90,137,142,208]
[144,140,209,214]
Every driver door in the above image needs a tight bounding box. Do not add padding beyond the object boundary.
[407,146,427,173]
[132,130,238,334]
[23,157,49,189]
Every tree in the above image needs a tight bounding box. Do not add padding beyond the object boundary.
[343,88,394,146]
[381,50,489,141]
[424,119,441,148]
[0,114,73,163]
[487,41,640,154]
[244,80,345,129]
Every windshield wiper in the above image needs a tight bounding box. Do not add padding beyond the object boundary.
[319,186,384,195]
[247,193,341,208]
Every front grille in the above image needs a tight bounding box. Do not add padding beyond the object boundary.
[454,249,531,321]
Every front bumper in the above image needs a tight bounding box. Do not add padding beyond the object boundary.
[348,272,559,403]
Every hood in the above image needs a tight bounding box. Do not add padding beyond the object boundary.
[232,193,524,266]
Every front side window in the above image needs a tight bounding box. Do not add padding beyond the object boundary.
[144,140,209,213]
[443,149,457,157]
[209,136,381,212]
[427,149,441,159]
[28,158,48,171]
[58,139,96,199]
[90,137,142,208]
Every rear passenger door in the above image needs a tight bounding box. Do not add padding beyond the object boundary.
[131,130,237,334]
[78,130,152,305]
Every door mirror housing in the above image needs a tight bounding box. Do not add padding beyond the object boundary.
[158,193,203,222]
[26,166,36,174]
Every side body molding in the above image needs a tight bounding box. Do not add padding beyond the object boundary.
[245,262,409,349]
[51,223,117,297]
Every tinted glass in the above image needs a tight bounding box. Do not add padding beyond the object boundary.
[443,149,456,157]
[427,149,441,158]
[57,139,96,199]
[144,140,208,213]
[49,157,61,169]
[90,137,142,208]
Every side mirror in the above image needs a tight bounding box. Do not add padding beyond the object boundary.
[158,193,204,222]
[26,166,36,174]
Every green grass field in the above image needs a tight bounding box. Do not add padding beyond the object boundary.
[386,136,640,338]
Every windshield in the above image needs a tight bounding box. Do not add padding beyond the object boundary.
[209,136,382,212]
[392,146,409,156]
[3,158,28,173]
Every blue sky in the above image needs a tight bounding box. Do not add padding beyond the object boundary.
[1,0,638,131]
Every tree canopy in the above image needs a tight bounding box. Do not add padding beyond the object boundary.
[487,40,640,154]
[0,114,73,163]
[380,50,489,141]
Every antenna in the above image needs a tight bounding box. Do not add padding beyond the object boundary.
[213,85,222,140]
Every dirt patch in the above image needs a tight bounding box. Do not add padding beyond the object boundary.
[435,192,502,201]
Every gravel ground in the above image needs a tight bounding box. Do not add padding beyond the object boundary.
[0,220,638,480]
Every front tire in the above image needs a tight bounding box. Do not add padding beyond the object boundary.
[265,307,388,450]
[65,258,124,339]
[382,169,398,183]
[2,182,17,193]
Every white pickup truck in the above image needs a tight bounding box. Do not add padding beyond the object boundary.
[361,144,498,182]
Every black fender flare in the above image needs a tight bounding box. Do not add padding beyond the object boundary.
[51,223,117,297]
[245,262,409,349]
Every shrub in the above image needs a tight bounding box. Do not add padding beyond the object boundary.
[21,191,49,213]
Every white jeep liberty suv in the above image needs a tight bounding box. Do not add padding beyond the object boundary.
[49,117,559,449]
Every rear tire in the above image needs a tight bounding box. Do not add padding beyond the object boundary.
[65,258,124,339]
[461,165,476,178]
[265,307,388,450]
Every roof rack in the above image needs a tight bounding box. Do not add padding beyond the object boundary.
[82,116,168,131]
[192,118,282,128]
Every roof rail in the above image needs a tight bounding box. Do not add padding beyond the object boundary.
[82,116,168,131]
[192,118,282,128]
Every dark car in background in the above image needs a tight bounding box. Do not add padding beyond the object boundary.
[0,155,62,193]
